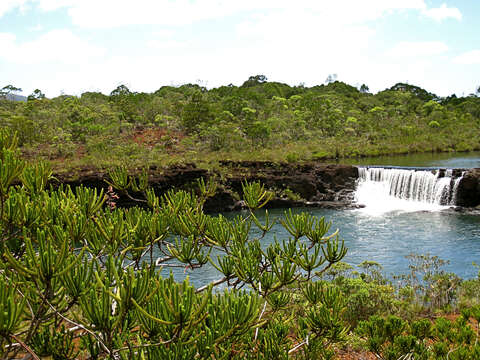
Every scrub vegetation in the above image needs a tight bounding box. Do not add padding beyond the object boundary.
[1,78,480,174]
[1,129,480,359]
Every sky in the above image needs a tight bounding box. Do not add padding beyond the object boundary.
[0,0,479,98]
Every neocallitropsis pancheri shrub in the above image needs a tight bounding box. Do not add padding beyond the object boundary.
[0,129,349,359]
[356,309,480,360]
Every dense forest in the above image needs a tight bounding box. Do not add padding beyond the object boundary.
[1,77,480,173]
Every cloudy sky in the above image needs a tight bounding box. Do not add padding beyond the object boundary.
[0,0,479,97]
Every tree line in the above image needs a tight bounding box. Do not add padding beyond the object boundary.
[0,77,480,170]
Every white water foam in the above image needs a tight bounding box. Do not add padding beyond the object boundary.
[355,168,462,216]
[450,171,465,206]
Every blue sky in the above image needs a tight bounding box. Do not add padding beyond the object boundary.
[0,0,479,97]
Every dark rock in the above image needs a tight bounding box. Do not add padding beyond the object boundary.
[443,206,480,216]
[149,167,208,194]
[265,198,306,209]
[455,168,480,207]
[306,201,364,210]
[225,161,359,203]
[203,190,237,213]
[53,161,361,212]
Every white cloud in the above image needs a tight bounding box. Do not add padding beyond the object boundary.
[146,39,189,50]
[1,35,471,98]
[0,1,463,27]
[422,3,462,22]
[0,0,427,27]
[29,24,44,32]
[387,41,449,58]
[41,0,273,28]
[0,29,106,65]
[0,0,473,97]
[80,1,427,28]
[453,50,480,65]
[0,0,463,29]
[0,0,29,17]
[33,0,75,12]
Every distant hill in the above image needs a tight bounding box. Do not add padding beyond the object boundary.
[5,93,27,102]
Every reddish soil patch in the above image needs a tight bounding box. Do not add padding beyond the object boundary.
[21,143,86,161]
[128,127,184,151]
[337,348,376,360]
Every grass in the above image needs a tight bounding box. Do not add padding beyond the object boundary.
[16,119,480,182]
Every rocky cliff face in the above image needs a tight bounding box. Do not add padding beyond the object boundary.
[55,162,360,212]
[219,160,358,202]
[456,168,480,208]
[52,163,480,212]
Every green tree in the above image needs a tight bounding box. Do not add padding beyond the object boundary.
[360,84,370,93]
[241,74,268,87]
[0,85,22,99]
[109,84,141,122]
[181,90,214,133]
[246,120,271,146]
[27,89,46,100]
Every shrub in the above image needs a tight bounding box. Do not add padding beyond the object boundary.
[0,130,351,359]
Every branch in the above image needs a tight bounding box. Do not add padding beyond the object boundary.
[9,334,40,360]
[288,335,309,355]
[41,298,111,356]
[155,256,175,266]
[254,299,267,341]
[196,277,229,293]
[121,189,147,204]
[112,338,175,355]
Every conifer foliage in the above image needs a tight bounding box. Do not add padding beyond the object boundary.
[0,129,349,359]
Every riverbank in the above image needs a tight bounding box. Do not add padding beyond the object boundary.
[52,160,480,212]
[53,161,360,212]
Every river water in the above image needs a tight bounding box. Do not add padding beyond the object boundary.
[163,152,480,287]
[342,151,480,169]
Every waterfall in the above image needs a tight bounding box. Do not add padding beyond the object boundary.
[450,171,465,205]
[355,167,463,215]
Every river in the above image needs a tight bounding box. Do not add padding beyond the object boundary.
[161,151,480,287]
[342,150,480,168]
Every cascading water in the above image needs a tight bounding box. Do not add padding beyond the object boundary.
[450,171,465,206]
[355,167,463,215]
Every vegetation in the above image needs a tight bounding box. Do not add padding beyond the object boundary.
[1,78,480,174]
[0,128,350,359]
[1,128,480,359]
[1,77,480,358]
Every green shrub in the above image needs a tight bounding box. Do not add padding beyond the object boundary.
[0,130,352,359]
[286,152,300,163]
